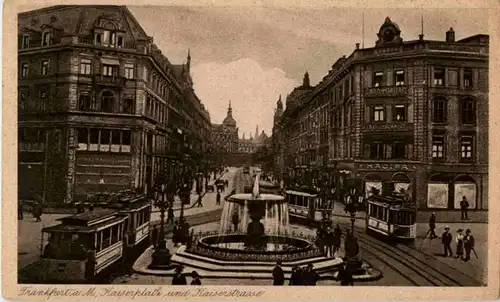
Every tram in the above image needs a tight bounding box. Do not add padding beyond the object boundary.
[285,187,332,222]
[365,194,417,240]
[38,192,152,283]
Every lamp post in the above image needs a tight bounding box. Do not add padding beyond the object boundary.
[149,174,172,267]
[344,177,363,234]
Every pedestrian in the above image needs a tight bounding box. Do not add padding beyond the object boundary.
[455,229,464,259]
[190,271,202,285]
[463,229,475,262]
[460,196,470,220]
[195,195,203,208]
[172,266,187,285]
[216,192,221,205]
[167,206,174,224]
[442,226,453,257]
[289,266,302,285]
[316,227,326,254]
[428,213,438,239]
[225,179,229,188]
[333,224,342,258]
[272,260,285,285]
[303,264,319,285]
[173,221,180,246]
[325,226,334,258]
[33,201,43,222]
[338,262,354,286]
[18,200,24,220]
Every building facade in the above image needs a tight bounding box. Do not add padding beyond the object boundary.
[274,18,489,213]
[18,5,212,204]
[238,125,271,154]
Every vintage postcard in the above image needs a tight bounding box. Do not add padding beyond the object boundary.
[2,0,500,300]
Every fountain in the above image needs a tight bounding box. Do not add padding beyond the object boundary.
[168,173,344,279]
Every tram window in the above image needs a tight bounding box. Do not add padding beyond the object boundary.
[111,225,118,243]
[102,228,111,249]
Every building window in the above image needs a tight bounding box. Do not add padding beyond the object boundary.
[41,31,51,46]
[78,93,91,111]
[117,36,124,48]
[394,104,406,121]
[102,64,115,77]
[101,91,115,112]
[372,105,385,121]
[392,141,406,159]
[464,69,473,88]
[40,60,49,76]
[21,34,30,49]
[373,71,384,87]
[370,142,384,159]
[432,99,447,123]
[433,68,445,86]
[125,63,134,79]
[123,98,134,114]
[97,30,116,47]
[432,136,444,159]
[19,91,29,111]
[20,62,29,79]
[38,89,47,111]
[460,137,473,160]
[461,99,476,124]
[80,58,92,75]
[395,70,405,86]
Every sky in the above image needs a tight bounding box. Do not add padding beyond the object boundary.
[19,3,489,137]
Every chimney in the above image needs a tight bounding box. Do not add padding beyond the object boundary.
[419,34,424,40]
[446,27,455,42]
[355,43,360,50]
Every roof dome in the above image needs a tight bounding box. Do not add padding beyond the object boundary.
[223,101,237,127]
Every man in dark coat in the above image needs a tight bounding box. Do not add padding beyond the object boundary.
[18,200,24,220]
[338,262,354,286]
[172,266,187,285]
[272,261,285,285]
[460,196,470,220]
[166,206,175,225]
[289,266,302,285]
[325,226,334,258]
[442,226,453,257]
[172,221,180,246]
[428,213,438,239]
[333,224,342,258]
[463,229,475,262]
[216,192,221,205]
[303,264,319,285]
[195,195,203,208]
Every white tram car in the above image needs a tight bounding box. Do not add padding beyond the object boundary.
[285,189,332,222]
[365,195,417,240]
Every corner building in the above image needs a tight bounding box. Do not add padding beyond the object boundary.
[274,18,488,217]
[18,5,212,204]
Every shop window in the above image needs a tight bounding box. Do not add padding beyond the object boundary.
[40,60,49,76]
[372,105,385,122]
[464,69,473,88]
[100,129,110,152]
[80,58,92,75]
[460,136,473,161]
[393,104,406,121]
[461,98,476,124]
[89,129,99,151]
[122,131,131,152]
[432,98,447,123]
[433,68,445,86]
[395,70,405,86]
[373,71,384,87]
[432,136,444,159]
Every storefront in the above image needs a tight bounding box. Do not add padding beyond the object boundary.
[426,173,480,210]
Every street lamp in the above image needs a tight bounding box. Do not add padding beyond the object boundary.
[149,175,172,268]
[344,177,363,234]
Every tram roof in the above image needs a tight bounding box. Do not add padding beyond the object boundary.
[56,209,119,226]
[43,216,127,234]
[285,190,317,197]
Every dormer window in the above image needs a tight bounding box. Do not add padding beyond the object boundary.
[95,29,120,48]
[117,36,124,48]
[21,34,30,49]
[42,31,51,46]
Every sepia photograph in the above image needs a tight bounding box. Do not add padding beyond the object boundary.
[3,0,500,300]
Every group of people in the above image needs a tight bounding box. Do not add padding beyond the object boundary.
[172,219,191,247]
[171,266,202,285]
[271,262,319,286]
[315,223,342,258]
[441,226,476,262]
[18,198,44,222]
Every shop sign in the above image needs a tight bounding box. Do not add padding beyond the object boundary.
[364,86,407,98]
[358,163,417,171]
[363,123,413,132]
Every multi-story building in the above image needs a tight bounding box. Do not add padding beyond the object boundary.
[238,125,271,154]
[274,17,488,215]
[211,102,239,154]
[18,5,212,204]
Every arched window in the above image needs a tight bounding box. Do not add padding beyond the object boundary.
[461,98,476,124]
[101,91,115,113]
[432,97,447,123]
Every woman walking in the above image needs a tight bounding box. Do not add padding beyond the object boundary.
[455,229,464,259]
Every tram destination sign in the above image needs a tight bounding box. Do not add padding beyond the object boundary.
[358,163,417,171]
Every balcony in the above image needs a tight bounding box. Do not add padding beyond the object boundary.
[94,75,126,87]
[364,86,407,98]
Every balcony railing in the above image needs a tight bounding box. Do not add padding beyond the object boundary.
[94,75,126,86]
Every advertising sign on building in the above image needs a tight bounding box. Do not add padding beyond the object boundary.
[427,183,448,208]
